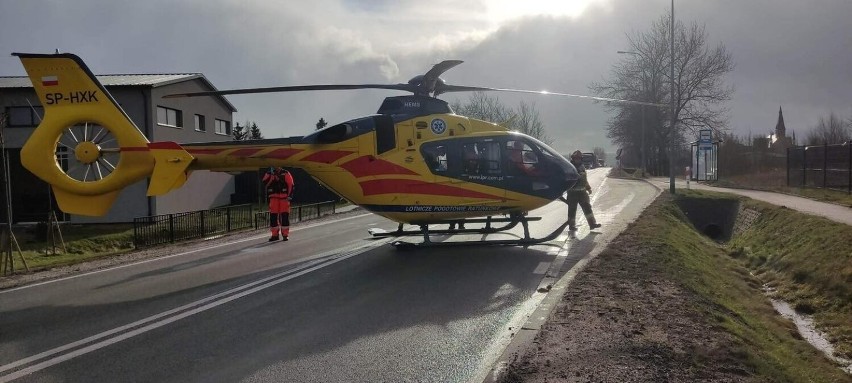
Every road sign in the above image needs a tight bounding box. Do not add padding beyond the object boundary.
[699,129,712,144]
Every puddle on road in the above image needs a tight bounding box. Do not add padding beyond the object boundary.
[770,298,852,374]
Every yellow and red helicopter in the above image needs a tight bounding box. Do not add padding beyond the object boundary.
[13,53,658,247]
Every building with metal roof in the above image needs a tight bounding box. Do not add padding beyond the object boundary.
[1,73,238,223]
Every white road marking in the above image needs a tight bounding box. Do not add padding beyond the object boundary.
[532,262,551,275]
[0,238,389,382]
[0,213,374,294]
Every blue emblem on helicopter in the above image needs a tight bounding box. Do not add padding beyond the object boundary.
[430,118,447,135]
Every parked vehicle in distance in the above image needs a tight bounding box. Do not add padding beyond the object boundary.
[581,152,597,169]
[597,159,605,167]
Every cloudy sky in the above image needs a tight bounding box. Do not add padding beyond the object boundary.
[1,0,850,154]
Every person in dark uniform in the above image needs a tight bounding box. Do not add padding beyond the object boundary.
[262,167,295,241]
[567,150,601,231]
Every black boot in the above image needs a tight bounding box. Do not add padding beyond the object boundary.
[268,235,280,242]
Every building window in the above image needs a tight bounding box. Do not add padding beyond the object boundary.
[215,119,230,135]
[195,114,206,132]
[156,106,182,128]
[6,106,44,127]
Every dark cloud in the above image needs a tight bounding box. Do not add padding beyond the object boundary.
[2,0,850,152]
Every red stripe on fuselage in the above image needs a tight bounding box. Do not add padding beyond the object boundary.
[148,142,182,150]
[302,150,355,164]
[359,179,505,200]
[229,148,263,157]
[340,156,418,178]
[186,148,227,155]
[265,148,303,159]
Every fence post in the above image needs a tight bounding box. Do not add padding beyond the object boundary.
[317,204,321,219]
[823,143,828,189]
[802,146,807,187]
[226,207,231,232]
[298,206,303,222]
[168,214,175,243]
[200,210,205,237]
[133,219,138,248]
[786,147,790,187]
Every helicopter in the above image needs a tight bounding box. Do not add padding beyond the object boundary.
[13,53,661,247]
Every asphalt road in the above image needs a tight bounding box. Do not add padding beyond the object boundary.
[0,169,659,383]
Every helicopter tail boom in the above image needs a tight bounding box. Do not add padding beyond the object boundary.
[13,53,193,216]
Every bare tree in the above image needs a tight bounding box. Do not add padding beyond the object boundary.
[451,92,552,144]
[590,13,734,175]
[514,101,551,145]
[805,112,851,145]
[451,92,513,124]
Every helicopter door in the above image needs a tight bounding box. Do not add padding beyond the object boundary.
[430,139,507,205]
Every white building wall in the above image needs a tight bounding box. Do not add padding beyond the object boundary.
[153,170,234,215]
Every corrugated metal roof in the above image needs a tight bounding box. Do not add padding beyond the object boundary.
[0,74,202,88]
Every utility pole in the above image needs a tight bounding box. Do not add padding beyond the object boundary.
[669,0,676,194]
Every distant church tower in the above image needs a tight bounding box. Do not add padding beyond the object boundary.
[770,106,792,150]
[775,106,786,138]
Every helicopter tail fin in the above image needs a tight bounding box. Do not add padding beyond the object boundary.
[13,52,160,216]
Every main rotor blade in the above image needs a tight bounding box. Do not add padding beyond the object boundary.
[438,84,667,108]
[420,60,463,93]
[165,84,415,98]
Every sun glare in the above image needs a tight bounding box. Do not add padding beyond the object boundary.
[484,0,601,23]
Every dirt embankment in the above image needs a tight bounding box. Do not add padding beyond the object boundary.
[500,228,748,381]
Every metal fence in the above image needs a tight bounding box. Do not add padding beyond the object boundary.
[787,143,852,193]
[133,201,339,248]
[133,204,255,248]
[253,201,337,230]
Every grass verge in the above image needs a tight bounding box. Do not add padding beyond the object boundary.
[641,191,849,380]
[727,194,852,359]
[2,224,135,272]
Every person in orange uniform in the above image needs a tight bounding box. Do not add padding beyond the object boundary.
[262,167,295,241]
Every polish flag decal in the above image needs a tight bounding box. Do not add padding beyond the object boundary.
[41,76,58,86]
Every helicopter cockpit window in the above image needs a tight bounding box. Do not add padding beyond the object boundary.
[435,145,448,172]
[422,143,449,173]
[507,140,542,176]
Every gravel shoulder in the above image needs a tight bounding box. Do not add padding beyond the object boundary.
[498,215,748,382]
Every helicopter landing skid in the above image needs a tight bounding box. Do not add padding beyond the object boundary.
[375,215,569,249]
[368,216,538,238]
